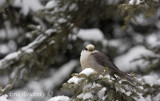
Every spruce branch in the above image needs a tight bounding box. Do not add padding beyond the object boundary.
[118,0,156,29]
[62,68,160,101]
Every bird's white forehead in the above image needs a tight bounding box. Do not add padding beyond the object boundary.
[86,44,95,50]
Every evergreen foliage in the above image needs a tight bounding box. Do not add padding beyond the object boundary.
[0,0,160,100]
[118,0,156,29]
[62,68,160,101]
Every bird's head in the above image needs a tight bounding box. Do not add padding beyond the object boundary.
[83,44,95,52]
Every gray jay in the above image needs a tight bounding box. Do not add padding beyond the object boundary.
[80,44,140,84]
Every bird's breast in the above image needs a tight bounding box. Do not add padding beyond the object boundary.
[80,50,91,69]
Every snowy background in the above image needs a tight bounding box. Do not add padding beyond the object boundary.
[0,0,160,101]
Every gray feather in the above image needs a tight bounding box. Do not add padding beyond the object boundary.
[91,52,141,84]
[91,52,119,70]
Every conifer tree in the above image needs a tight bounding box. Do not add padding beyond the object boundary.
[0,0,160,100]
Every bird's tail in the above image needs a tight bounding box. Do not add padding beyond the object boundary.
[124,73,141,84]
[116,70,141,85]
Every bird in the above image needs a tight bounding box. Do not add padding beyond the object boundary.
[80,44,140,84]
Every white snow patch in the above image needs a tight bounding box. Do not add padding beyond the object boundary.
[9,96,32,101]
[45,0,57,9]
[45,29,56,35]
[13,0,44,15]
[8,40,17,52]
[24,49,33,54]
[49,40,55,45]
[48,96,70,101]
[0,76,8,85]
[83,93,93,100]
[77,28,104,41]
[153,93,160,101]
[146,33,160,47]
[0,37,44,69]
[0,30,6,39]
[99,75,103,79]
[82,82,101,91]
[26,81,43,92]
[112,40,128,52]
[83,83,92,90]
[21,35,47,53]
[0,44,10,54]
[0,0,5,7]
[80,68,95,76]
[36,25,41,30]
[104,74,113,82]
[142,75,160,86]
[68,76,83,84]
[134,14,148,25]
[126,91,131,96]
[41,60,77,90]
[98,87,106,99]
[3,21,18,39]
[5,51,20,60]
[139,86,144,90]
[83,82,101,90]
[68,34,77,40]
[91,82,101,88]
[58,18,67,23]
[105,74,111,79]
[129,0,143,5]
[69,3,78,11]
[77,93,83,99]
[120,88,126,94]
[0,94,12,101]
[9,60,77,101]
[115,45,156,71]
[77,93,93,100]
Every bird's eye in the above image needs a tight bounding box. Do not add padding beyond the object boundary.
[84,47,88,51]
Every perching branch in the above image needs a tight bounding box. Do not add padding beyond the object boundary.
[62,68,160,101]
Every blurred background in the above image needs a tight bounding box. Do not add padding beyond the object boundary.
[0,0,160,101]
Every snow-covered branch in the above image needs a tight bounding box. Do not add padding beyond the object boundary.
[62,68,160,101]
[0,29,55,70]
[0,28,56,95]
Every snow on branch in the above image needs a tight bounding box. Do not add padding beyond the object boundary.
[0,28,56,70]
[0,94,12,101]
[48,95,70,101]
[129,0,144,5]
[40,60,77,91]
[118,0,156,29]
[0,64,24,95]
[62,68,160,101]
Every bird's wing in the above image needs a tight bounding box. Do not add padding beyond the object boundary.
[91,52,120,71]
[91,52,141,84]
